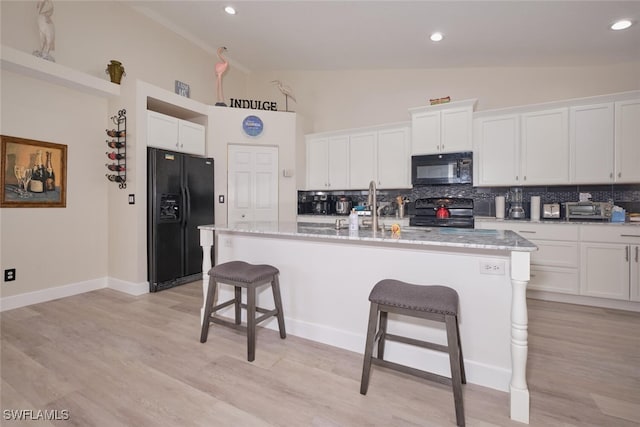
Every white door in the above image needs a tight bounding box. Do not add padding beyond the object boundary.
[228,145,278,224]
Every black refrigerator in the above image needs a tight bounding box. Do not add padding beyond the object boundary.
[147,147,214,292]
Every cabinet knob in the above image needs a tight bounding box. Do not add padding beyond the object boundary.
[618,172,622,178]
[523,176,527,181]
[610,173,613,179]
[515,176,519,181]
[625,246,629,262]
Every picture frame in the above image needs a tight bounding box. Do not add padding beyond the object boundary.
[175,80,190,98]
[1,135,67,208]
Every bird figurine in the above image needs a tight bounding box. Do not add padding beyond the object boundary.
[272,80,297,112]
[215,46,229,106]
[34,0,55,62]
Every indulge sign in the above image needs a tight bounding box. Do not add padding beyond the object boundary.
[229,98,278,111]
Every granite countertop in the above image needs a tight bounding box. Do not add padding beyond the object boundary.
[475,216,640,226]
[199,222,537,252]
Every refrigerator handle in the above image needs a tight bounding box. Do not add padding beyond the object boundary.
[184,185,192,228]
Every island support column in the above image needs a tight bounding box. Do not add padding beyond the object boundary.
[510,250,531,424]
[200,228,214,324]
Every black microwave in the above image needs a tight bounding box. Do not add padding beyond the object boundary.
[411,152,473,185]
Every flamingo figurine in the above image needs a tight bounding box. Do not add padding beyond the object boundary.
[272,80,296,112]
[215,46,229,106]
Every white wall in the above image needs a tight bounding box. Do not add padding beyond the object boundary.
[246,63,640,186]
[0,1,249,301]
[0,71,109,298]
[208,108,297,226]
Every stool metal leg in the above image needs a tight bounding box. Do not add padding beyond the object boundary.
[377,310,388,359]
[234,286,242,325]
[247,285,257,362]
[446,314,465,427]
[360,302,379,395]
[271,274,287,339]
[200,278,217,343]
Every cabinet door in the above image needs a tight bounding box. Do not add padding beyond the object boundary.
[411,111,440,155]
[614,99,640,183]
[178,120,206,156]
[349,132,376,189]
[632,245,640,302]
[580,242,630,300]
[473,115,519,186]
[306,138,328,189]
[521,108,569,185]
[377,126,410,188]
[147,111,179,151]
[327,135,349,189]
[570,103,614,183]
[441,107,472,153]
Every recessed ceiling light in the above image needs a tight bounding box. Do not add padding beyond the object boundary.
[430,32,444,42]
[611,19,632,30]
[224,6,236,15]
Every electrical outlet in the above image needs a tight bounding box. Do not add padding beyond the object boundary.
[480,260,505,275]
[4,268,16,282]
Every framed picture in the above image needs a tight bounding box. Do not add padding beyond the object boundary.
[1,135,67,208]
[175,80,190,98]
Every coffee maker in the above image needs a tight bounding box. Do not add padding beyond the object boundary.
[508,187,526,219]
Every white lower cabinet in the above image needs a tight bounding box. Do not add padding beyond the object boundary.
[579,226,640,301]
[476,221,579,294]
[478,221,640,303]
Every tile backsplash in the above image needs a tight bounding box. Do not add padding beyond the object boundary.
[299,183,640,216]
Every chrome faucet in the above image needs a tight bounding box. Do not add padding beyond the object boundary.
[368,180,378,232]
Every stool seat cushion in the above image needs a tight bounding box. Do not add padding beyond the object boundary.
[209,261,279,284]
[369,279,459,316]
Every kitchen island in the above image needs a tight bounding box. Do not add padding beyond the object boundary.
[199,222,536,423]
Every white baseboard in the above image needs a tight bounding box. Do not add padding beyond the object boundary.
[107,278,149,296]
[0,277,149,312]
[0,277,107,312]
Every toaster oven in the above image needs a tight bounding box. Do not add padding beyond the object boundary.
[564,201,612,220]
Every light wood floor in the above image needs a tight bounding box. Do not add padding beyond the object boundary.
[1,282,639,426]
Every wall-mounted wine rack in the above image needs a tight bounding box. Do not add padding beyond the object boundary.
[105,109,126,189]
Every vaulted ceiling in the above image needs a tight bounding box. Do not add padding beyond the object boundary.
[128,1,640,72]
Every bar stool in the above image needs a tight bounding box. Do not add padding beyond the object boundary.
[200,261,286,362]
[360,279,466,426]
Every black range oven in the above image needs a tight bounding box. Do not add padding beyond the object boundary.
[410,197,474,228]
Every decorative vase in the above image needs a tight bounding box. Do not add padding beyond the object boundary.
[106,60,125,85]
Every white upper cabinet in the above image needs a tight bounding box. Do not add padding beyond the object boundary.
[615,99,640,183]
[570,103,614,184]
[376,126,410,189]
[410,99,476,155]
[305,123,411,190]
[327,135,350,189]
[147,110,205,156]
[520,107,569,185]
[349,131,377,189]
[474,107,570,186]
[306,137,329,189]
[473,114,520,186]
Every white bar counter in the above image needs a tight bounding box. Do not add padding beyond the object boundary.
[199,222,536,423]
